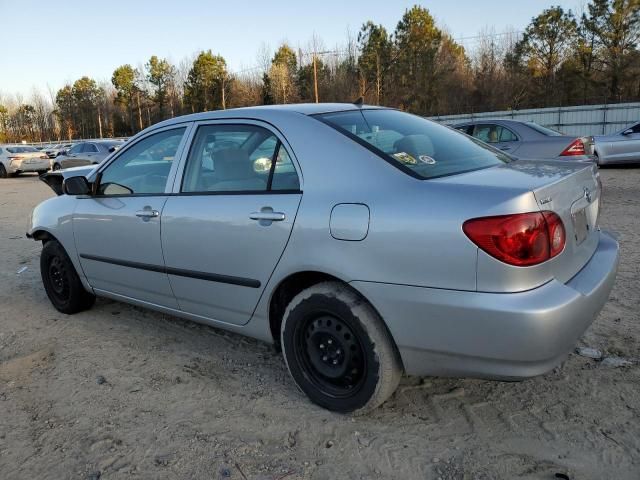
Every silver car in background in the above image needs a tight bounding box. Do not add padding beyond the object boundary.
[452,119,595,162]
[52,140,124,170]
[29,104,619,413]
[0,145,50,178]
[593,121,640,165]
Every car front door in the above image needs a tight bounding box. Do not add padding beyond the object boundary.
[60,143,84,168]
[161,121,302,326]
[73,126,190,308]
[80,142,100,165]
[611,122,640,162]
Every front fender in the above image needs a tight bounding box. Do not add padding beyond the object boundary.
[27,195,93,293]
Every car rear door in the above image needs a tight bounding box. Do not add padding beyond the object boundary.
[161,121,302,326]
[73,125,191,308]
[472,123,521,154]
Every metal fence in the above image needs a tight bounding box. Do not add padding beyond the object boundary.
[428,102,640,136]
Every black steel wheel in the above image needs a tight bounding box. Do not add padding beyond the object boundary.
[295,313,367,397]
[281,282,402,413]
[0,163,7,178]
[41,240,95,314]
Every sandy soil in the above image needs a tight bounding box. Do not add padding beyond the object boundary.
[0,169,638,480]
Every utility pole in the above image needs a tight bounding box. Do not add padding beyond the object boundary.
[313,50,319,103]
[221,74,226,110]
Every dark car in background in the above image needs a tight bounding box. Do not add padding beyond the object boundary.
[452,119,595,162]
[52,140,124,170]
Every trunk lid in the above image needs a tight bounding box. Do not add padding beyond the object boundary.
[434,160,601,288]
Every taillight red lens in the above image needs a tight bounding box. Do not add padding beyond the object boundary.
[560,138,586,156]
[543,211,565,258]
[463,211,565,267]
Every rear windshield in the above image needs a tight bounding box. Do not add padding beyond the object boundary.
[315,109,509,179]
[6,146,38,153]
[525,122,563,136]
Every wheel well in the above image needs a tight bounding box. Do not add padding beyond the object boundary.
[30,229,54,243]
[269,271,342,348]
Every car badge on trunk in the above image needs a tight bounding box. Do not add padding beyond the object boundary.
[584,187,592,203]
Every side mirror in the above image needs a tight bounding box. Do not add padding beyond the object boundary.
[623,129,633,135]
[63,176,91,195]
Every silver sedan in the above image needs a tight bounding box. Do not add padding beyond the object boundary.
[452,119,595,162]
[29,104,619,413]
[594,122,640,165]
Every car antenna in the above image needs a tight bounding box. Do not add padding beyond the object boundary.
[353,96,364,106]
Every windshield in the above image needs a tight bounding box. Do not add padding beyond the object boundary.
[315,109,509,179]
[6,146,38,153]
[525,122,564,136]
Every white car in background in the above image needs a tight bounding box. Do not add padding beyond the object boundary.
[0,145,50,178]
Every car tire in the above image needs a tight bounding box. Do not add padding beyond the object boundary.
[0,164,7,178]
[52,163,61,171]
[281,281,402,414]
[40,240,95,314]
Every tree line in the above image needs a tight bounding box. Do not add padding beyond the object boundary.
[1,0,639,143]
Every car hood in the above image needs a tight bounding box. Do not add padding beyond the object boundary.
[40,165,96,195]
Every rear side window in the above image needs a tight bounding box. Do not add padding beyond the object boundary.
[181,124,300,193]
[472,124,518,143]
[315,109,508,180]
[6,146,38,153]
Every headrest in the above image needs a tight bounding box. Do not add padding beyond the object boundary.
[214,148,252,180]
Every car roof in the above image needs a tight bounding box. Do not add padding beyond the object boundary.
[151,103,386,129]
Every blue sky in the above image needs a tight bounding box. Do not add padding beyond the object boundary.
[0,0,582,98]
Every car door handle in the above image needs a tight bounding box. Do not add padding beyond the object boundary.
[135,209,159,218]
[499,146,511,151]
[249,212,285,221]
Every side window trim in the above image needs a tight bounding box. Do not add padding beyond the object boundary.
[91,122,194,195]
[171,119,302,194]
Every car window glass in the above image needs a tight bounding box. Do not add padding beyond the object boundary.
[316,110,507,180]
[182,124,297,193]
[84,143,99,153]
[271,145,300,190]
[499,127,518,142]
[69,144,83,154]
[98,127,186,195]
[473,125,500,143]
[630,123,640,134]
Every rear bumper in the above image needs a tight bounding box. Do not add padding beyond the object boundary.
[351,230,619,379]
[8,159,50,173]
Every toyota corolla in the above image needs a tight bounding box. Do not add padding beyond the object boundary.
[28,104,619,413]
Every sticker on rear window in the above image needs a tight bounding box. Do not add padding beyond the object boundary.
[418,155,436,165]
[393,152,417,165]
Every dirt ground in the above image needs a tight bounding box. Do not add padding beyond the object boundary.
[0,168,638,480]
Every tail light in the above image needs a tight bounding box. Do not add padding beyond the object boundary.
[463,211,565,267]
[560,138,586,156]
[40,154,48,159]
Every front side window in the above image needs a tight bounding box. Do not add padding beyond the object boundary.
[97,127,186,195]
[68,144,83,154]
[315,109,508,180]
[182,124,299,193]
[83,143,99,153]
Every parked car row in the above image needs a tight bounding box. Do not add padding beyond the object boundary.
[0,140,126,178]
[451,118,640,166]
